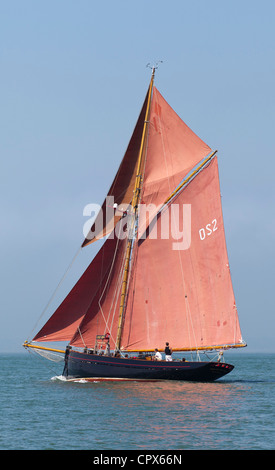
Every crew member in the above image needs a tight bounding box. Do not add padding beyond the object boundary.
[154,348,162,361]
[164,342,172,361]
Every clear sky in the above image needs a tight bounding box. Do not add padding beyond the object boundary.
[1,0,274,352]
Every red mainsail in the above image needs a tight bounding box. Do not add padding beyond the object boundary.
[121,157,243,351]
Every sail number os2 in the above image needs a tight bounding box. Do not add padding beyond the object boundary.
[199,219,217,241]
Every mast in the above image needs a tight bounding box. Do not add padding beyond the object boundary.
[115,69,155,351]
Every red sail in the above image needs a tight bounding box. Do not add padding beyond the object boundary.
[82,86,211,246]
[121,157,243,351]
[82,88,150,247]
[70,223,127,349]
[33,234,125,343]
[138,87,211,237]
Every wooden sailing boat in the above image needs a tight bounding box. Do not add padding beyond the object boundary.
[24,68,246,381]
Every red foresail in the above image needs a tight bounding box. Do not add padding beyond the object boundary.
[121,157,243,351]
[33,233,125,343]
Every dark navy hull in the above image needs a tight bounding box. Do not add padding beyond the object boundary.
[64,351,234,382]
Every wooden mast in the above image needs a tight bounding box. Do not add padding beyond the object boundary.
[115,69,155,351]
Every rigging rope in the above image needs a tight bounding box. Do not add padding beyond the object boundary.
[27,246,82,342]
[77,326,87,348]
[98,218,132,348]
[97,229,126,347]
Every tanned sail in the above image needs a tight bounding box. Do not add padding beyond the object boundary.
[24,68,246,381]
[33,224,126,348]
[122,157,243,352]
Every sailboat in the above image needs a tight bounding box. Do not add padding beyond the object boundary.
[23,67,246,381]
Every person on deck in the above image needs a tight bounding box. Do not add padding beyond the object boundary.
[165,342,172,361]
[154,348,162,361]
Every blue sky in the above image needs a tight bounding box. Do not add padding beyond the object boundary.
[1,0,274,352]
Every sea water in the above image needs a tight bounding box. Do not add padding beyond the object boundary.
[0,352,274,450]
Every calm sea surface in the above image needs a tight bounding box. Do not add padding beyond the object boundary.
[0,352,274,450]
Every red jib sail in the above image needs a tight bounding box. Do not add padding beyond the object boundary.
[70,223,127,350]
[121,157,243,351]
[33,228,126,343]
